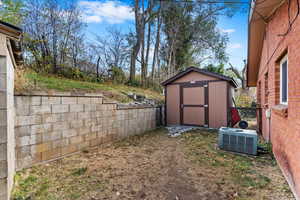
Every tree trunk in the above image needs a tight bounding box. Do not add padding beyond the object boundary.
[151,9,161,80]
[129,0,142,83]
[145,21,151,83]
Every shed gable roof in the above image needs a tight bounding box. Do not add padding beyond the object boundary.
[161,67,238,88]
[0,20,23,66]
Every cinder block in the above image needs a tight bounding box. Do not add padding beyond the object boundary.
[15,115,42,126]
[52,138,68,148]
[70,104,84,112]
[31,124,52,134]
[84,119,97,127]
[31,96,42,106]
[42,131,62,142]
[15,96,28,106]
[90,97,103,104]
[0,161,7,179]
[89,137,102,147]
[77,97,91,104]
[0,126,7,144]
[0,110,7,126]
[84,104,97,112]
[16,153,42,170]
[42,113,61,123]
[16,136,30,147]
[84,132,97,141]
[60,112,77,121]
[0,73,7,92]
[16,146,31,159]
[30,105,51,115]
[77,141,89,149]
[77,127,90,135]
[69,135,83,144]
[15,105,30,116]
[41,96,61,105]
[70,120,84,129]
[62,129,77,138]
[52,122,69,131]
[32,142,52,153]
[0,143,7,161]
[96,104,105,111]
[77,112,91,120]
[0,178,7,197]
[0,91,7,110]
[91,111,103,118]
[61,145,77,155]
[51,104,69,113]
[61,97,77,105]
[91,125,101,132]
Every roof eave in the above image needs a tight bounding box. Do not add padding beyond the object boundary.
[247,0,285,87]
[0,21,22,40]
[161,66,238,88]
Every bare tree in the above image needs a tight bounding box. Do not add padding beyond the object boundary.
[23,0,85,73]
[228,61,247,90]
[93,27,130,77]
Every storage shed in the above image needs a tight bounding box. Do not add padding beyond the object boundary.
[162,67,238,128]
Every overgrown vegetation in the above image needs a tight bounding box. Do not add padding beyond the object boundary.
[15,69,164,103]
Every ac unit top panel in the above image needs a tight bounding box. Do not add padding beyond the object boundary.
[219,127,257,137]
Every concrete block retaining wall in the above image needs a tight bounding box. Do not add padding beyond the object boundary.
[14,92,158,170]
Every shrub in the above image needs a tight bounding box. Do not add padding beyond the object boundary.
[110,66,126,84]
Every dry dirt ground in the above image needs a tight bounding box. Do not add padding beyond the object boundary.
[13,128,294,200]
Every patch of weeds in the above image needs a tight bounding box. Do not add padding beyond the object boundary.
[12,174,38,200]
[114,129,165,148]
[35,179,50,197]
[72,167,87,176]
[234,174,271,189]
[232,156,252,173]
[281,184,293,194]
[69,192,81,199]
[256,174,271,188]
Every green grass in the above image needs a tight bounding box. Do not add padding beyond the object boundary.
[182,130,279,198]
[71,167,87,176]
[17,71,164,103]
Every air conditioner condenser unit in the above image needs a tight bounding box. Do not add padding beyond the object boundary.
[218,127,258,155]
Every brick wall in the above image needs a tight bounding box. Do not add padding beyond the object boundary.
[14,92,157,170]
[256,0,300,198]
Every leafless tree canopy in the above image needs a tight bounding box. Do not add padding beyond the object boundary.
[16,0,244,87]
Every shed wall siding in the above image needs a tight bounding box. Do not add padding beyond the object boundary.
[166,71,229,128]
[208,81,228,128]
[166,85,180,125]
[255,1,300,198]
[173,71,217,83]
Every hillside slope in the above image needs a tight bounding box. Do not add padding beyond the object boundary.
[15,71,164,103]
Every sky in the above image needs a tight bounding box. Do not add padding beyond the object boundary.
[78,0,249,70]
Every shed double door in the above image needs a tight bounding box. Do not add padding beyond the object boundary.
[180,83,208,126]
